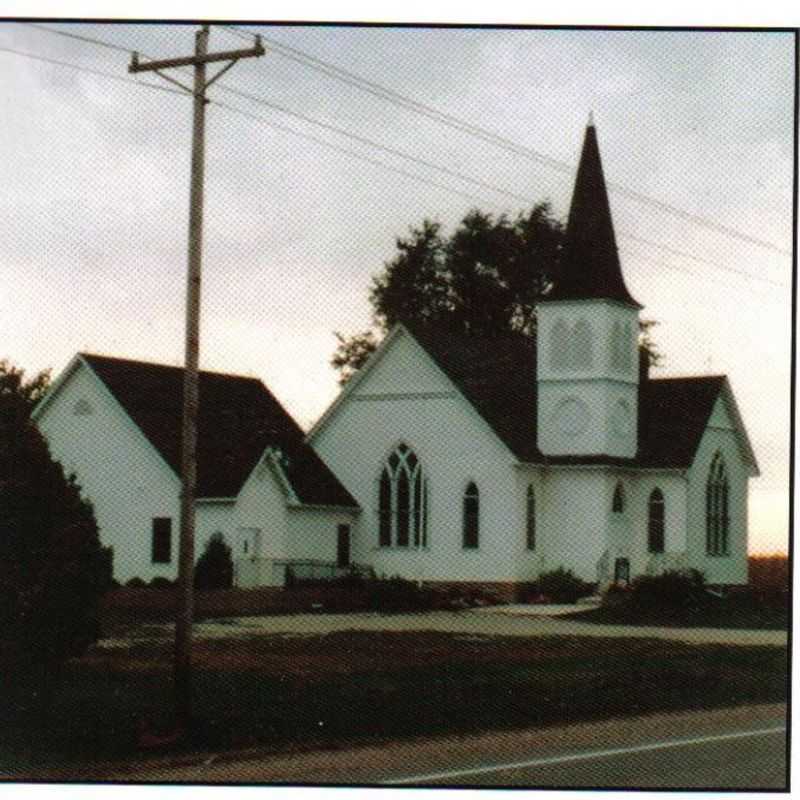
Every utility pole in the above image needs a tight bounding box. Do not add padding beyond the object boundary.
[129,25,264,731]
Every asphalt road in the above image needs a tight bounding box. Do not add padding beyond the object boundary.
[125,703,787,789]
[389,725,787,789]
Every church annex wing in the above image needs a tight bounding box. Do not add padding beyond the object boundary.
[34,353,358,507]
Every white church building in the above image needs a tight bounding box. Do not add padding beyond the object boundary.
[33,122,758,594]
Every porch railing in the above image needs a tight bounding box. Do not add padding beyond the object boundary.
[275,559,373,586]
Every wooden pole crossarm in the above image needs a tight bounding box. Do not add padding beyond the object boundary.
[152,68,194,95]
[128,43,265,74]
[204,57,241,89]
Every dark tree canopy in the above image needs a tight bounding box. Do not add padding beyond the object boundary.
[0,359,51,422]
[0,361,111,668]
[332,202,659,385]
[333,204,563,384]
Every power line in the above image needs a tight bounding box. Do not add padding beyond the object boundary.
[0,46,187,97]
[213,99,788,294]
[211,81,790,290]
[24,22,136,55]
[24,21,793,262]
[621,232,788,289]
[619,246,783,298]
[213,99,491,206]
[223,23,791,259]
[5,38,790,292]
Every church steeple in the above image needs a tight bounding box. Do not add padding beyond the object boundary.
[549,120,641,308]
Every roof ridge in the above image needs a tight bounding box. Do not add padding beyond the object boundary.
[648,374,727,383]
[80,351,265,383]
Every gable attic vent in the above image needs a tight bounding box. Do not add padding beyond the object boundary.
[73,398,93,416]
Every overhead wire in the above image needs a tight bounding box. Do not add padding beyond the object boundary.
[222,23,791,259]
[0,45,188,97]
[7,25,792,293]
[209,81,791,290]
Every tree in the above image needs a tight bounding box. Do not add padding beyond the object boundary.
[332,202,660,384]
[0,359,51,420]
[194,532,234,591]
[0,361,112,670]
[332,204,564,384]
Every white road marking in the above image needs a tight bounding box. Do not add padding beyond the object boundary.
[385,725,787,785]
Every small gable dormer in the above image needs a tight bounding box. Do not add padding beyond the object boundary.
[537,120,641,459]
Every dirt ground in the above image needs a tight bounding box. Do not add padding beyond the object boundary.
[85,628,723,676]
[98,608,788,651]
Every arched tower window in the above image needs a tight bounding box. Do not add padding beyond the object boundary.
[610,321,625,371]
[573,319,593,369]
[648,488,665,553]
[612,482,625,513]
[549,318,570,370]
[525,484,536,551]
[624,323,634,369]
[378,444,427,548]
[463,482,480,549]
[706,453,729,556]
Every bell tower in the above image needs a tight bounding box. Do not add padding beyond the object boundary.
[537,120,642,459]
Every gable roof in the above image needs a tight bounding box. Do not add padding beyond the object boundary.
[74,354,358,506]
[546,122,641,309]
[403,321,748,471]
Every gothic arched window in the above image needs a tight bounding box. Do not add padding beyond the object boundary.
[550,318,570,370]
[624,323,634,369]
[463,482,480,549]
[610,321,627,371]
[648,488,665,553]
[612,482,625,513]
[378,444,427,548]
[573,320,593,369]
[526,484,536,551]
[706,453,729,556]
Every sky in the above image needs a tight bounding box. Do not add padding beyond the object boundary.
[0,18,794,553]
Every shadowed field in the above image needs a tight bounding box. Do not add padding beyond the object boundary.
[0,629,787,779]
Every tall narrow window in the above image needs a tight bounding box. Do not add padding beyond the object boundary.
[526,484,536,551]
[706,453,730,556]
[573,320,593,369]
[623,324,634,369]
[612,482,625,513]
[550,318,570,370]
[610,321,625,371]
[396,468,410,547]
[378,444,427,548]
[647,489,665,553]
[379,467,392,547]
[463,482,480,549]
[151,517,172,564]
[413,468,424,547]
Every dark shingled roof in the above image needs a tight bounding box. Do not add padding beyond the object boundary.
[547,123,641,308]
[405,322,724,469]
[81,353,358,506]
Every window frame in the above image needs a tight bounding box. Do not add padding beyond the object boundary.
[377,444,428,549]
[525,484,536,551]
[706,453,730,556]
[612,482,625,513]
[462,481,480,550]
[647,488,665,554]
[151,517,172,564]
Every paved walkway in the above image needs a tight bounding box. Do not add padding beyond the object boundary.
[101,609,786,649]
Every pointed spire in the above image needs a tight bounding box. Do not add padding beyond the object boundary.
[548,122,641,308]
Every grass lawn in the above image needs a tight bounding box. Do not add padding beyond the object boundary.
[0,631,787,779]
